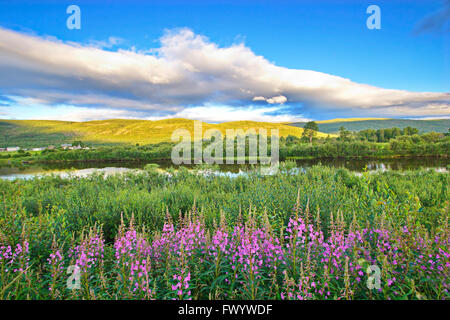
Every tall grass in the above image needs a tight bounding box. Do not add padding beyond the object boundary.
[0,165,448,299]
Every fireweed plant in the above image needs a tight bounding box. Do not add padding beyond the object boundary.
[0,165,448,299]
[1,201,448,300]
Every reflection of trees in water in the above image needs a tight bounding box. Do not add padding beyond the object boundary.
[0,157,448,178]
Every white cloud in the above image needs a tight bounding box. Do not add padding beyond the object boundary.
[1,101,307,123]
[253,95,287,104]
[146,105,309,123]
[30,107,140,122]
[267,95,287,104]
[0,27,448,121]
[365,103,450,117]
[0,97,148,122]
[409,116,450,120]
[252,96,266,102]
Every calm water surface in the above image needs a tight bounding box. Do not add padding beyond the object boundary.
[0,157,448,180]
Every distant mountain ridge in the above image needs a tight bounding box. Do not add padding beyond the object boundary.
[288,118,450,134]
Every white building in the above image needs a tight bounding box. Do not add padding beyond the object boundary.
[6,147,20,152]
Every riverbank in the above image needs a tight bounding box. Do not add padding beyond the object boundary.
[1,156,448,180]
[1,153,449,168]
[1,130,448,168]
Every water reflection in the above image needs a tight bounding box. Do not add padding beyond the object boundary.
[0,157,447,180]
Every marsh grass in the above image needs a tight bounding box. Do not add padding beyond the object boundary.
[0,165,448,299]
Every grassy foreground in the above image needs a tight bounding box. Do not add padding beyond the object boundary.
[0,164,448,300]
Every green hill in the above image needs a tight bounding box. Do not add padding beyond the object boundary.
[2,118,447,149]
[0,118,330,149]
[289,118,450,134]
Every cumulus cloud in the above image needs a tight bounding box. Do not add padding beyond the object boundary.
[253,95,287,104]
[0,26,448,121]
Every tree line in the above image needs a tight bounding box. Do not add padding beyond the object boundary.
[1,124,448,164]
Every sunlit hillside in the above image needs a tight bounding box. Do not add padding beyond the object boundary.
[0,118,330,148]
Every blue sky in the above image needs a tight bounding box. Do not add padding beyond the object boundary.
[0,0,448,122]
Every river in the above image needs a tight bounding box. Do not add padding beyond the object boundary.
[0,157,448,180]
